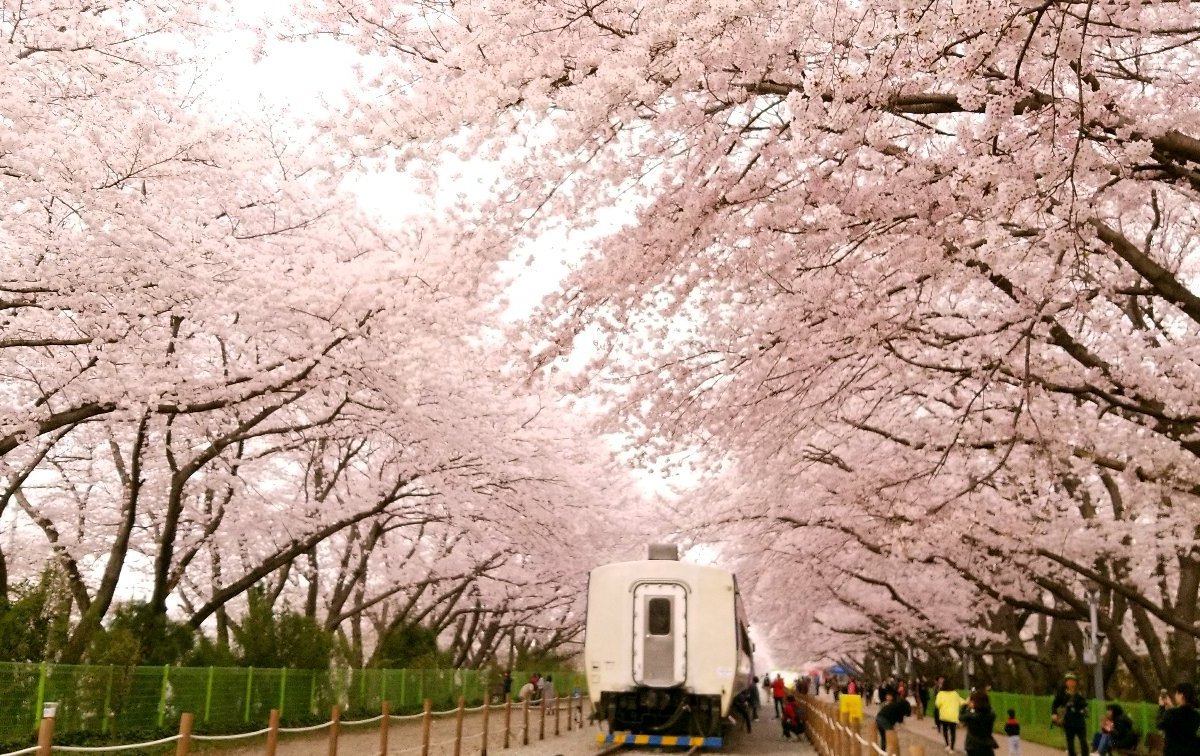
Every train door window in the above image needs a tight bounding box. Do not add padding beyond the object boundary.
[632,582,686,687]
[647,598,671,635]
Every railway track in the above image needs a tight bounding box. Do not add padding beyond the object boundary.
[595,745,702,755]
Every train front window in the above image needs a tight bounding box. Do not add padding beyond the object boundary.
[647,597,671,635]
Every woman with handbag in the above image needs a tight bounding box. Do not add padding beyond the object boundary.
[959,689,998,756]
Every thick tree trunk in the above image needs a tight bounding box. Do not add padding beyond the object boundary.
[1169,553,1200,675]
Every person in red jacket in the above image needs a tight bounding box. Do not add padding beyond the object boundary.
[781,695,805,740]
[772,675,787,718]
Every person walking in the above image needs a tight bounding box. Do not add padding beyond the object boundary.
[772,674,787,718]
[876,690,913,752]
[1157,682,1200,756]
[1051,673,1089,756]
[1003,708,1020,756]
[959,689,998,756]
[932,675,947,739]
[749,676,762,720]
[935,679,964,752]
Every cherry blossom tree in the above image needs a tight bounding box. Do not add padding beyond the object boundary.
[2,0,637,667]
[308,0,1200,694]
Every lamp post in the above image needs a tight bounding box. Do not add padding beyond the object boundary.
[1086,591,1105,704]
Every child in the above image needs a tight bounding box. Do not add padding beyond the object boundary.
[1004,708,1021,756]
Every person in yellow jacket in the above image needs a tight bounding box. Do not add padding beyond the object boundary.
[934,681,965,752]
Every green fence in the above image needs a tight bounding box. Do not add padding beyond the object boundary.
[986,691,1159,750]
[924,691,1161,749]
[0,663,585,749]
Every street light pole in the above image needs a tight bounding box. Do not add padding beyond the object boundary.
[962,649,971,691]
[1088,591,1105,704]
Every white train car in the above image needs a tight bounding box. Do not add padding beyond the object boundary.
[584,545,754,738]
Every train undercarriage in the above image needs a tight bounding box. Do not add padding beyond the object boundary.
[599,688,726,737]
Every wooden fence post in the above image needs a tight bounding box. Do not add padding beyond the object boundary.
[175,712,194,756]
[36,703,56,756]
[538,697,545,741]
[503,697,512,750]
[420,698,433,756]
[328,704,341,756]
[265,710,279,756]
[481,695,491,756]
[885,728,900,755]
[380,700,390,756]
[522,697,530,746]
[554,697,560,736]
[453,696,465,756]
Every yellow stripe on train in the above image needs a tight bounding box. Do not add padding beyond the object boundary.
[595,732,724,747]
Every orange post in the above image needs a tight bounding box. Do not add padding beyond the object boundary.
[420,698,433,756]
[265,709,279,756]
[176,712,194,756]
[328,705,341,756]
[453,696,465,756]
[379,701,391,756]
[481,696,491,756]
[885,728,900,755]
[36,711,55,756]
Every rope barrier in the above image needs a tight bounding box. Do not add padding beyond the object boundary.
[339,714,385,727]
[54,735,182,752]
[191,727,272,741]
[276,721,333,734]
[388,712,427,721]
[0,698,591,756]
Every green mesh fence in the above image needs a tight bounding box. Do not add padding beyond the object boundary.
[0,662,588,749]
[987,691,1160,750]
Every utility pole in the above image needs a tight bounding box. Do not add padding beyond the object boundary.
[1087,591,1105,704]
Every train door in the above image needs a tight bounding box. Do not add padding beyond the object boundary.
[632,583,686,686]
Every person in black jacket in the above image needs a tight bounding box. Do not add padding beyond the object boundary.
[1157,682,1200,756]
[1051,673,1089,756]
[1093,703,1137,754]
[959,689,997,756]
[876,690,913,752]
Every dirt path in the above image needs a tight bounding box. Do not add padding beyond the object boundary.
[192,709,817,756]
[193,701,593,756]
